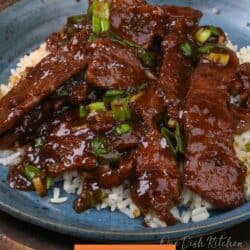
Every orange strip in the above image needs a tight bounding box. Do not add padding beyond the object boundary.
[75,245,176,250]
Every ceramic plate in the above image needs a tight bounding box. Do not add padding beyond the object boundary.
[0,0,249,242]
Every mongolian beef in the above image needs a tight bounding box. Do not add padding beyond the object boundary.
[0,0,250,226]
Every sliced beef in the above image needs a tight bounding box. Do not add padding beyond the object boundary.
[184,48,246,209]
[130,84,180,224]
[46,15,90,53]
[110,5,166,47]
[160,32,194,122]
[39,110,97,177]
[162,6,202,32]
[159,8,201,122]
[86,39,148,90]
[0,29,90,136]
[131,128,180,225]
[229,63,250,108]
[110,4,202,47]
[229,63,250,133]
[0,75,88,150]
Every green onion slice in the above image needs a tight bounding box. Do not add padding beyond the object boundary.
[116,124,132,135]
[91,1,110,34]
[46,177,54,190]
[79,105,87,118]
[24,165,40,182]
[91,138,107,156]
[197,44,214,54]
[210,26,220,36]
[195,28,212,44]
[181,42,192,56]
[161,121,184,158]
[208,52,230,66]
[139,50,156,67]
[105,90,124,97]
[34,137,43,148]
[87,102,107,112]
[111,97,131,122]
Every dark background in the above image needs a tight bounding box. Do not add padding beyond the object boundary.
[0,0,249,249]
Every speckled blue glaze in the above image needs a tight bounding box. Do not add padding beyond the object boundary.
[0,0,249,242]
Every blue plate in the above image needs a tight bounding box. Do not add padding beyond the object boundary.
[0,0,249,242]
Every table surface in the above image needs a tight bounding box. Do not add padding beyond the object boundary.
[0,0,249,249]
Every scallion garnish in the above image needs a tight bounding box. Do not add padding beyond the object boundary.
[91,138,107,156]
[24,165,40,182]
[111,97,131,121]
[197,44,214,54]
[161,121,184,158]
[139,50,156,67]
[34,137,43,148]
[195,28,212,44]
[210,26,220,36]
[79,105,87,118]
[105,90,124,97]
[208,52,230,66]
[87,102,107,112]
[181,42,192,56]
[46,177,54,190]
[116,124,132,135]
[91,1,110,34]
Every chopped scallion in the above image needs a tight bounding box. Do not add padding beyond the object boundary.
[116,124,132,135]
[161,121,184,158]
[197,44,214,54]
[111,97,131,121]
[87,102,107,112]
[208,52,230,66]
[46,177,54,190]
[181,42,192,56]
[79,105,87,118]
[139,50,156,67]
[91,1,110,34]
[24,165,40,182]
[34,137,43,148]
[105,90,124,97]
[210,26,220,36]
[195,28,212,44]
[91,138,107,156]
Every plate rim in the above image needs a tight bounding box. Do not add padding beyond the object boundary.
[0,198,249,242]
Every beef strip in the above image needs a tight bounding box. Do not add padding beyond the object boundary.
[110,4,202,48]
[160,32,194,122]
[0,77,88,149]
[184,48,246,209]
[129,84,180,224]
[229,63,250,133]
[159,8,201,122]
[0,28,90,136]
[86,39,148,90]
[110,4,166,47]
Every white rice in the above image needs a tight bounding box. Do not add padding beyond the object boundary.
[50,187,68,204]
[0,37,250,228]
